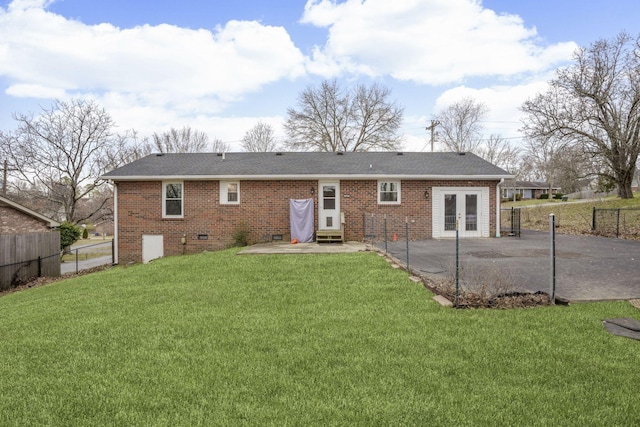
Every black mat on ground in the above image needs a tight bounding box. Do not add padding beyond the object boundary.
[603,318,640,341]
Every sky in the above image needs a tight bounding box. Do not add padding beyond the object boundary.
[0,0,639,152]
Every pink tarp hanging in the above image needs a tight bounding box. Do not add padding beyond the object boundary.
[289,198,314,243]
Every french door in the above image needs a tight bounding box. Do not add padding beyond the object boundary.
[434,188,484,238]
[443,192,479,236]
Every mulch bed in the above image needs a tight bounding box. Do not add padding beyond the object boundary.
[423,278,552,309]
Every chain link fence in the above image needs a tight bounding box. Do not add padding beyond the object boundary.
[0,231,60,291]
[61,240,115,274]
[592,207,640,239]
[0,252,61,291]
[363,213,433,271]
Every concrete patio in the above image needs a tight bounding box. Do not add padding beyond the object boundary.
[238,241,368,254]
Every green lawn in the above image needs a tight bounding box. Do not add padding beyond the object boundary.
[1,249,639,426]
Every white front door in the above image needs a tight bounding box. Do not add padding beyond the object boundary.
[318,181,340,230]
[433,188,488,238]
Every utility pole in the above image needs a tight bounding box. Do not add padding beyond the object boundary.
[425,120,440,152]
[2,160,7,196]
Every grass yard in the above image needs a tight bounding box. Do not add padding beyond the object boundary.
[0,249,639,426]
[504,193,640,236]
[62,238,114,262]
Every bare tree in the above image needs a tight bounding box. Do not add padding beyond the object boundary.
[434,97,488,153]
[99,129,150,168]
[520,135,593,195]
[477,134,520,172]
[521,32,640,198]
[284,79,404,152]
[152,126,209,153]
[3,99,131,223]
[241,122,279,152]
[211,137,231,153]
[121,129,229,158]
[522,137,594,195]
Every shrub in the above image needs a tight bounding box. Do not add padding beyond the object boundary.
[232,222,250,247]
[82,227,89,239]
[553,193,564,200]
[502,194,521,202]
[59,222,81,252]
[539,194,549,200]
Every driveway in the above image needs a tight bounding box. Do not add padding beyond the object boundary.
[61,255,112,274]
[379,231,640,302]
[60,240,113,275]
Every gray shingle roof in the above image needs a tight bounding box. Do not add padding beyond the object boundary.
[102,152,512,180]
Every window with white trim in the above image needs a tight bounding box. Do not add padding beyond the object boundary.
[378,181,401,204]
[163,181,183,218]
[220,181,240,205]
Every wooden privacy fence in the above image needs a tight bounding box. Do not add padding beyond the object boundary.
[0,231,61,291]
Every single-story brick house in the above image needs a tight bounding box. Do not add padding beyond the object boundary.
[501,180,561,200]
[0,195,60,234]
[102,152,512,264]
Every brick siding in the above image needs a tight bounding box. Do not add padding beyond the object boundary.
[116,179,500,264]
[0,205,52,234]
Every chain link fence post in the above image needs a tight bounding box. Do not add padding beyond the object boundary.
[405,216,409,271]
[550,213,556,304]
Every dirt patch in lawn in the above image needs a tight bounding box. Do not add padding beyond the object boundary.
[0,265,112,299]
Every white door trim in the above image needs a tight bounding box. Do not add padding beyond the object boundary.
[432,187,490,238]
[318,181,340,230]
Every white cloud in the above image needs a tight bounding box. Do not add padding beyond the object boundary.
[102,93,286,152]
[302,0,577,84]
[8,0,54,11]
[433,77,552,146]
[0,2,306,117]
[0,0,578,153]
[5,83,66,98]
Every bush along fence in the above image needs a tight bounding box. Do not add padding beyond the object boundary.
[61,240,115,275]
[592,207,640,239]
[0,231,61,291]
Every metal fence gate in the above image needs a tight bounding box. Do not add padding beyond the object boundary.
[501,207,521,237]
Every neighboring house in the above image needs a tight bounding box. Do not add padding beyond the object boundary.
[94,220,114,236]
[501,180,561,200]
[102,152,512,264]
[0,195,61,289]
[0,195,60,234]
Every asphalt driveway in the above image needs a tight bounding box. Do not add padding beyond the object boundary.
[379,231,640,302]
[61,255,112,275]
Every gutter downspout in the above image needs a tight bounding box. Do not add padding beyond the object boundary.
[496,179,504,237]
[113,182,119,264]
